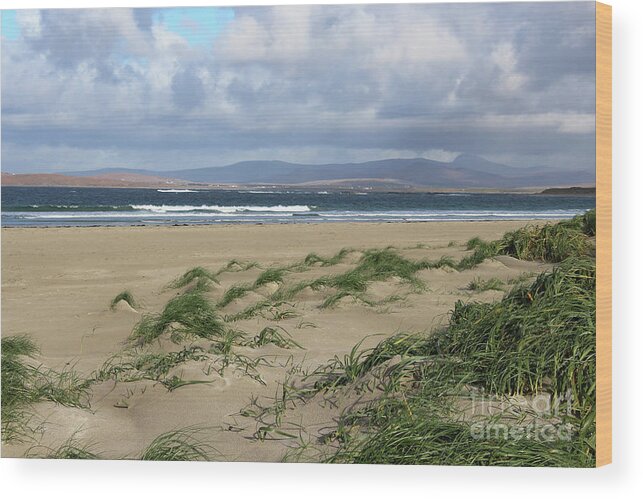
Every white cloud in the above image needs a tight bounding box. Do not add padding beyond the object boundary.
[16,9,41,37]
[491,42,526,92]
[1,3,596,173]
[473,113,595,134]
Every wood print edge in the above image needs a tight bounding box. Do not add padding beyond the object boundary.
[595,0,612,468]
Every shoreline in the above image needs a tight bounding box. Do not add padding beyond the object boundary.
[1,217,569,230]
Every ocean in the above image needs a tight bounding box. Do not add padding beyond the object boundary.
[1,186,596,227]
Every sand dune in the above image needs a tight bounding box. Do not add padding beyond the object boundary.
[1,221,551,460]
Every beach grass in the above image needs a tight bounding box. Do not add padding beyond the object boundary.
[217,283,254,308]
[31,435,101,459]
[303,247,354,267]
[110,290,138,310]
[467,277,504,292]
[498,223,589,262]
[463,210,595,266]
[254,268,287,287]
[312,254,596,467]
[252,326,302,349]
[1,335,40,442]
[304,249,426,299]
[208,328,247,356]
[170,267,219,291]
[270,279,325,303]
[7,212,595,461]
[95,346,209,385]
[218,248,427,313]
[214,259,260,276]
[222,227,579,316]
[330,411,590,467]
[457,239,502,270]
[131,292,226,345]
[218,248,361,308]
[1,335,92,443]
[562,208,596,237]
[140,426,216,461]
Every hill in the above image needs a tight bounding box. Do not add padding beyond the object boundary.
[6,155,596,190]
[1,172,182,188]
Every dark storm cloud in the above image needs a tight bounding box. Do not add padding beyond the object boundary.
[171,67,206,110]
[1,2,596,173]
[133,8,155,32]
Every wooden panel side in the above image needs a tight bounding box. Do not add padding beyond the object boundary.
[596,1,612,468]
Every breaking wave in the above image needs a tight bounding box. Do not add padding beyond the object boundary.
[129,204,312,213]
[157,189,199,193]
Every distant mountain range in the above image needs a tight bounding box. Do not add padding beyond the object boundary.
[3,155,595,190]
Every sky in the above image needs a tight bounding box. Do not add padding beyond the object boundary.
[1,2,596,173]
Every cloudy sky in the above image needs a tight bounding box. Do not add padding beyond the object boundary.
[1,2,595,173]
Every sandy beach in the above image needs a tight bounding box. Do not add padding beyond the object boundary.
[1,221,553,460]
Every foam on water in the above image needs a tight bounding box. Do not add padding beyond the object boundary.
[157,189,199,193]
[129,204,312,213]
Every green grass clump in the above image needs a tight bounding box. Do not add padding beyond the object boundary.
[252,327,302,349]
[210,246,439,316]
[457,240,502,270]
[581,209,596,236]
[498,223,589,263]
[466,237,484,250]
[319,290,355,309]
[223,300,272,322]
[208,329,247,356]
[269,278,328,303]
[1,335,39,363]
[2,336,91,443]
[318,256,596,467]
[326,271,369,294]
[428,255,458,270]
[34,435,101,459]
[34,368,92,408]
[96,346,209,385]
[303,248,354,267]
[507,272,536,285]
[110,290,138,311]
[131,293,226,345]
[48,444,100,459]
[170,267,219,291]
[435,257,595,404]
[254,268,286,287]
[140,426,216,461]
[268,249,430,310]
[217,283,254,308]
[355,249,429,283]
[1,336,40,441]
[215,259,260,276]
[561,209,596,237]
[463,209,596,267]
[467,277,504,292]
[331,410,590,467]
[283,249,430,309]
[308,333,425,391]
[322,249,429,296]
[220,249,356,308]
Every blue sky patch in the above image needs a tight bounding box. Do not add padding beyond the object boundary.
[1,10,21,41]
[153,7,235,47]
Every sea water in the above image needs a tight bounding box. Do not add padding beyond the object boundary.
[1,186,596,227]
